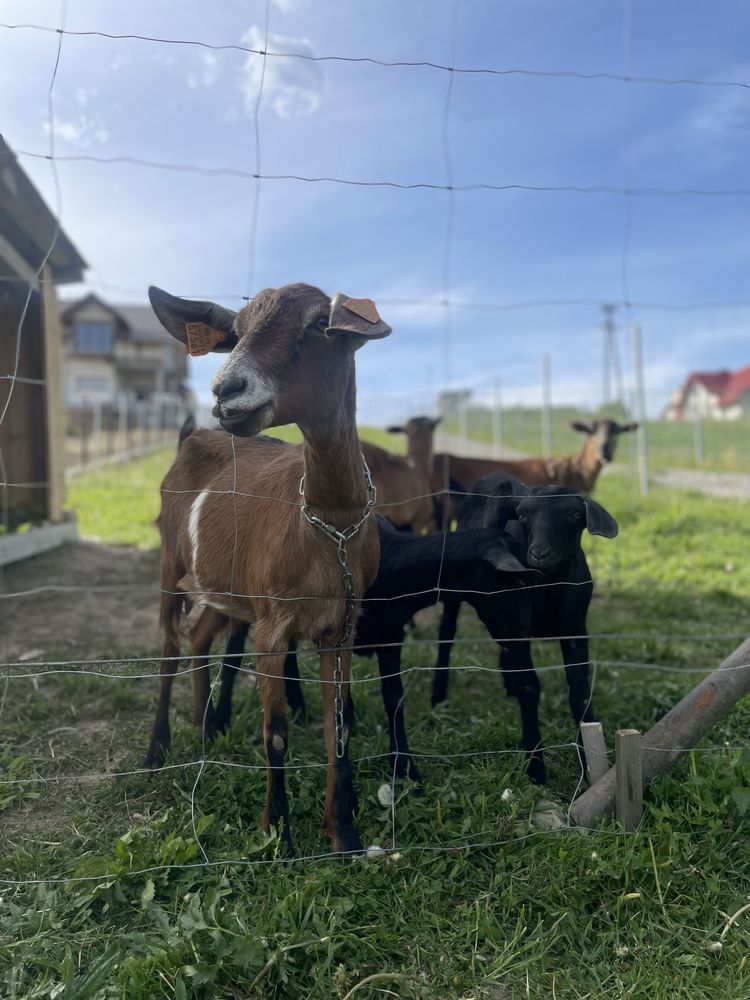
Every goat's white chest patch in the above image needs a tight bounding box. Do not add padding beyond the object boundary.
[188,489,210,581]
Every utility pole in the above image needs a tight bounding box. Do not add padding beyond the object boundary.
[601,304,626,410]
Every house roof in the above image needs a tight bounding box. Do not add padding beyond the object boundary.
[719,365,750,407]
[684,370,732,396]
[61,294,170,344]
[0,135,86,284]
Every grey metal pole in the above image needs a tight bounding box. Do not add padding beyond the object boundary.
[541,354,552,458]
[492,377,503,458]
[630,324,649,496]
[693,412,704,467]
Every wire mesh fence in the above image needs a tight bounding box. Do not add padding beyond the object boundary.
[0,0,748,917]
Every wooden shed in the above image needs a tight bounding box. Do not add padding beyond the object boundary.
[0,136,86,554]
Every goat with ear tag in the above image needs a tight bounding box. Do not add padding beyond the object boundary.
[145,281,392,855]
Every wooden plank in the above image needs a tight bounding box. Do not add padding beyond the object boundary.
[0,517,78,566]
[42,264,66,522]
[580,721,609,785]
[614,729,642,831]
[570,638,750,828]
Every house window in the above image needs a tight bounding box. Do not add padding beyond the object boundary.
[74,322,113,353]
[75,376,109,395]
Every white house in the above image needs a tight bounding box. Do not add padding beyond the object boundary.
[60,294,189,409]
[664,367,750,421]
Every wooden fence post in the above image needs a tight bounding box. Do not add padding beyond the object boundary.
[570,637,750,828]
[615,729,642,830]
[580,721,609,785]
[42,264,66,520]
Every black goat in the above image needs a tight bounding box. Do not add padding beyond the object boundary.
[431,473,618,782]
[214,514,539,783]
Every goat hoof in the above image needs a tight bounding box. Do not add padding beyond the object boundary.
[332,825,363,858]
[143,744,167,772]
[526,756,547,785]
[392,755,423,787]
[214,711,231,734]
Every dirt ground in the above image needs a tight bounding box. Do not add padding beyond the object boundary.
[0,542,176,835]
[3,541,161,662]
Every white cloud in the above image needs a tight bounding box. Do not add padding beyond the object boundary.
[271,0,307,12]
[110,52,130,72]
[43,113,109,148]
[632,68,750,170]
[239,26,323,120]
[187,51,220,89]
[75,86,98,107]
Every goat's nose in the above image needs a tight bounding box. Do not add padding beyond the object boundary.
[529,545,551,561]
[215,374,247,402]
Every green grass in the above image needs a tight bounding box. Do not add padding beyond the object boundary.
[446,406,750,474]
[2,454,749,997]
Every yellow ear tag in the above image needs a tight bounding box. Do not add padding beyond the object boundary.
[185,321,229,356]
[342,297,380,324]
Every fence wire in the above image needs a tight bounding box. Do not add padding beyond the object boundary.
[0,4,748,892]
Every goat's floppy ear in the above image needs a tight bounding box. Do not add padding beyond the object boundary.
[431,416,443,429]
[387,425,404,434]
[483,545,534,576]
[480,478,527,529]
[616,421,639,433]
[326,293,392,348]
[571,420,594,435]
[148,286,238,356]
[583,498,618,538]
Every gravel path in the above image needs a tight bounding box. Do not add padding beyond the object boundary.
[652,468,750,500]
[435,432,527,460]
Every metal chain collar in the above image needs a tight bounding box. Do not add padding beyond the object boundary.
[299,456,376,758]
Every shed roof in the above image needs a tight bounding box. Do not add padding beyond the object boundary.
[0,135,87,284]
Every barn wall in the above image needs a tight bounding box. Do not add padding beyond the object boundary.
[0,287,49,530]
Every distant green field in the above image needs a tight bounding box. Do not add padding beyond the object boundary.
[445,406,750,473]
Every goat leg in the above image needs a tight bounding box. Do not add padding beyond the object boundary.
[186,606,223,743]
[432,596,462,707]
[377,643,422,784]
[283,641,307,722]
[559,634,595,775]
[215,620,251,733]
[320,646,362,856]
[500,640,546,784]
[256,630,294,855]
[144,594,183,770]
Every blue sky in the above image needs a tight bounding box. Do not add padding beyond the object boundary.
[2,0,749,420]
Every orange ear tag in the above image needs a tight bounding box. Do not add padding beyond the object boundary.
[185,321,229,356]
[342,298,380,324]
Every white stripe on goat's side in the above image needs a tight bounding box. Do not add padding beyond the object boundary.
[188,489,210,577]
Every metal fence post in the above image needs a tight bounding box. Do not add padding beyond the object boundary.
[541,353,552,457]
[693,411,704,467]
[92,402,102,466]
[118,395,127,455]
[492,376,503,458]
[630,324,650,496]
[80,402,89,467]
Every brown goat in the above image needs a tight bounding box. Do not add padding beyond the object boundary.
[145,282,391,855]
[432,419,637,522]
[362,416,440,531]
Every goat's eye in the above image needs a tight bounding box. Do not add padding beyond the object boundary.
[314,316,328,332]
[574,511,584,521]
